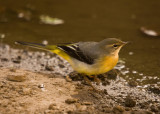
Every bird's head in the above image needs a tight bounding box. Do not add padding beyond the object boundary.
[98,38,128,56]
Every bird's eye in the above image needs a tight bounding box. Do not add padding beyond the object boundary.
[113,44,118,48]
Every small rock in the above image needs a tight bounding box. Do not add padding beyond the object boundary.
[69,72,83,81]
[75,103,87,111]
[102,80,110,86]
[7,75,27,82]
[12,57,21,64]
[45,66,54,71]
[65,76,72,82]
[158,105,160,110]
[10,68,17,72]
[103,89,108,95]
[148,86,160,94]
[113,105,125,113]
[131,110,152,114]
[58,64,65,68]
[1,58,8,62]
[125,96,136,107]
[150,105,159,112]
[65,98,77,104]
[128,80,138,87]
[103,107,112,113]
[38,84,45,88]
[21,88,32,95]
[48,103,57,110]
[106,70,118,80]
[81,101,92,105]
[125,107,131,111]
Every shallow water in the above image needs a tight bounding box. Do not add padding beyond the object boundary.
[0,0,160,85]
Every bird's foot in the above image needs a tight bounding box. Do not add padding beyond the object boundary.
[82,75,102,93]
[93,75,101,85]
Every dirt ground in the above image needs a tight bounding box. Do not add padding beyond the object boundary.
[0,45,160,114]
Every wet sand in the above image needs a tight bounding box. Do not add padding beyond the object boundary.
[0,44,160,114]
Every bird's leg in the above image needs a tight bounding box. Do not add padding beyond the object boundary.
[82,75,97,90]
[87,75,101,85]
[93,75,101,85]
[81,74,102,93]
[87,75,94,78]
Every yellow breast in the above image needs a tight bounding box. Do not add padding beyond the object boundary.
[70,55,119,75]
[97,55,118,74]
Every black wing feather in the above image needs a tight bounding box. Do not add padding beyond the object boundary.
[57,45,94,65]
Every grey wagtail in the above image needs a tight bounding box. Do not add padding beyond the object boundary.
[15,38,127,85]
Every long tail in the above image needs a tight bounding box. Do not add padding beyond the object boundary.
[15,41,56,51]
[15,41,71,61]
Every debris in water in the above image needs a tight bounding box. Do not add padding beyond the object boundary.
[128,52,134,55]
[16,9,32,21]
[132,71,137,74]
[40,15,64,25]
[140,27,159,37]
[42,40,48,45]
[0,33,5,39]
[139,73,143,76]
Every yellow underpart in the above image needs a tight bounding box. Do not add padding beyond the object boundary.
[70,55,119,75]
[50,48,72,62]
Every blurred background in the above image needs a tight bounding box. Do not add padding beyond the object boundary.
[0,0,160,85]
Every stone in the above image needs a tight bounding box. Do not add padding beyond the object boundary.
[81,101,93,105]
[65,98,77,104]
[125,96,136,107]
[7,75,27,82]
[128,80,138,87]
[113,105,125,113]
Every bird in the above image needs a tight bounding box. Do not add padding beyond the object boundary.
[15,38,127,87]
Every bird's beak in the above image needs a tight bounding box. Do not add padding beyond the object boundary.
[122,41,130,46]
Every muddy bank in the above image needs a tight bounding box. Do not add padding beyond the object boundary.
[0,44,160,114]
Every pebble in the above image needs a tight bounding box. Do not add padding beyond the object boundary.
[81,101,93,105]
[65,76,72,82]
[128,80,138,87]
[1,58,8,62]
[7,75,27,82]
[125,107,131,111]
[75,103,87,110]
[45,66,54,71]
[125,96,136,107]
[103,107,112,113]
[48,103,57,110]
[21,88,32,95]
[150,105,159,112]
[148,86,160,94]
[38,84,45,88]
[106,70,117,80]
[113,105,125,112]
[65,98,78,104]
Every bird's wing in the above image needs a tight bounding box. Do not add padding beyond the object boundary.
[57,43,95,65]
